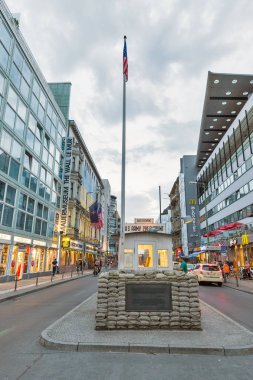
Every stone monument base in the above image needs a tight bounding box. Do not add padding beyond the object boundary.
[95,270,201,330]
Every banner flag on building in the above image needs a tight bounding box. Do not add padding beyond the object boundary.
[89,201,103,229]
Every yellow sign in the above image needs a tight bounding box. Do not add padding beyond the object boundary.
[242,234,249,245]
[62,236,70,248]
[188,199,196,205]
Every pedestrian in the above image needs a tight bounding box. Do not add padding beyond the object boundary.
[223,262,230,279]
[180,258,188,273]
[52,258,58,276]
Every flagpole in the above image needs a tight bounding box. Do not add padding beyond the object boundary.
[119,36,127,270]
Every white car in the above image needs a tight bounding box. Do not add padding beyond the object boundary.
[193,263,223,286]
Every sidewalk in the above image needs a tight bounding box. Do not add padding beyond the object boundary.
[0,270,93,302]
[223,276,253,294]
[40,293,253,356]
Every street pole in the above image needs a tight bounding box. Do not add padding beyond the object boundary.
[203,182,210,263]
[119,36,127,270]
[159,186,162,224]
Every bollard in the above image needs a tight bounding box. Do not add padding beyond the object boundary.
[62,270,64,279]
[71,269,73,278]
[14,276,18,291]
[236,274,239,287]
[51,274,53,282]
[36,272,39,287]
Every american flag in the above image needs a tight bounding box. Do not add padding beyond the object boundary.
[123,36,128,81]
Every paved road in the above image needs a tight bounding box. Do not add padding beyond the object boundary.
[0,275,98,380]
[198,283,253,332]
[1,276,253,380]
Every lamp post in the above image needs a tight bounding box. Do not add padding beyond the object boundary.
[189,181,209,262]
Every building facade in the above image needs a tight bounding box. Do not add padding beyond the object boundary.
[0,3,68,281]
[195,72,253,266]
[61,120,105,269]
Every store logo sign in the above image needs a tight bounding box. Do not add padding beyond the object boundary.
[242,234,249,245]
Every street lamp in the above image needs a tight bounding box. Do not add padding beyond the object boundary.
[189,181,209,262]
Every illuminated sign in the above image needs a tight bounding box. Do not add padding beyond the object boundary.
[33,240,46,247]
[242,234,249,245]
[0,233,11,241]
[14,236,31,244]
[188,199,196,205]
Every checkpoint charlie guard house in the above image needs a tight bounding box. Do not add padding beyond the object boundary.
[122,218,173,270]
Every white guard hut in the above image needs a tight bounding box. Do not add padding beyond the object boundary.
[122,219,173,270]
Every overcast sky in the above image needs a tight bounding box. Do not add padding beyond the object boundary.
[6,0,253,222]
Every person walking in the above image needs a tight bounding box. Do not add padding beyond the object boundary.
[223,262,230,279]
[52,258,58,276]
[180,258,188,273]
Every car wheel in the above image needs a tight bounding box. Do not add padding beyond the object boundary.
[218,282,222,287]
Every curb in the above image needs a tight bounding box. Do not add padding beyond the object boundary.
[223,283,253,296]
[40,334,253,355]
[0,272,92,303]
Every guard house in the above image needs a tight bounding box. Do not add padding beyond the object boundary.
[122,218,173,270]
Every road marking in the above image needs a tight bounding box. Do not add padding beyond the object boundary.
[0,327,15,337]
[200,299,253,335]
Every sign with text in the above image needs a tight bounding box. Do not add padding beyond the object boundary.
[125,223,165,233]
[134,218,154,223]
[60,137,73,233]
[126,283,172,311]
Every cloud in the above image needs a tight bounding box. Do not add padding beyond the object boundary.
[6,0,253,221]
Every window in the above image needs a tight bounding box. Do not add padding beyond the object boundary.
[5,185,16,205]
[158,250,168,267]
[4,86,27,138]
[138,244,153,268]
[2,205,14,227]
[0,19,12,70]
[34,202,49,236]
[16,193,35,232]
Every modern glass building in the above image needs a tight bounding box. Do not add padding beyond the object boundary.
[195,71,253,266]
[0,2,68,280]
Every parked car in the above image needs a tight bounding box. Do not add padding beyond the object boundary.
[187,263,195,272]
[192,263,223,286]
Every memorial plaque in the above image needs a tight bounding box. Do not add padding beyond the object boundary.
[126,282,172,311]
